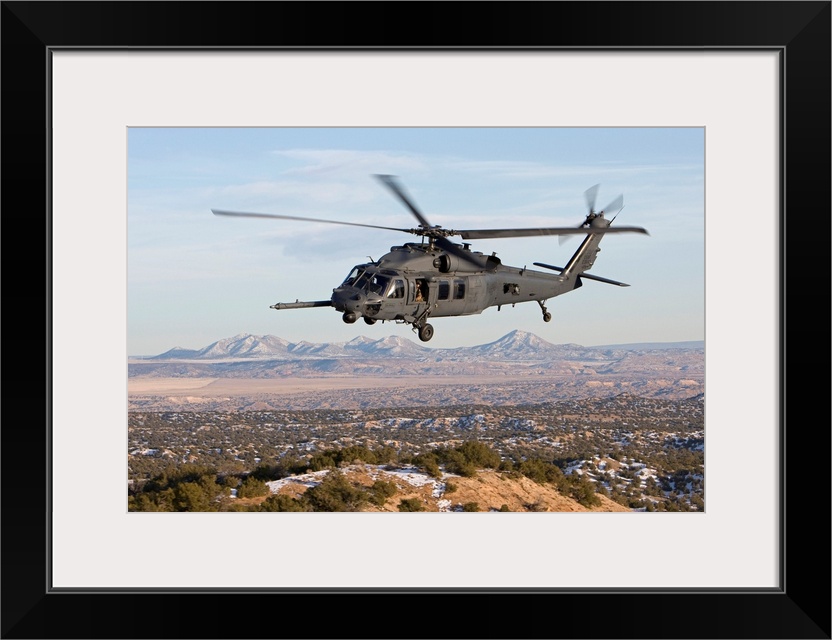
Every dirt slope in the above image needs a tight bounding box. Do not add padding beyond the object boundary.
[264,465,631,513]
[435,471,629,513]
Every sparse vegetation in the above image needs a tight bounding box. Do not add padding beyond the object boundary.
[129,394,704,512]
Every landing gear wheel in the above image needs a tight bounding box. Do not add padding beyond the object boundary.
[543,312,552,323]
[364,317,377,325]
[342,311,357,324]
[418,323,434,342]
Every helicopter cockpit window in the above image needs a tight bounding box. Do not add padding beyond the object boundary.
[353,272,371,290]
[361,274,390,296]
[342,267,364,287]
[388,279,405,298]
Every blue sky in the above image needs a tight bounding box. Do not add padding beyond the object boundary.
[127,127,704,355]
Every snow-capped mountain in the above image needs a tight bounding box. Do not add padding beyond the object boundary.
[465,329,567,359]
[144,330,702,363]
[345,335,428,357]
[149,332,430,360]
[286,340,348,357]
[195,334,292,358]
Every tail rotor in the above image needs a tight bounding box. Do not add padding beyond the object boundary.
[560,184,624,245]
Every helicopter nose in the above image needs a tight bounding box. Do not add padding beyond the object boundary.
[331,288,365,313]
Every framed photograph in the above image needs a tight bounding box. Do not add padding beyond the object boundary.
[3,2,829,638]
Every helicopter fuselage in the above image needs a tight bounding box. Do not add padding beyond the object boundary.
[325,232,602,334]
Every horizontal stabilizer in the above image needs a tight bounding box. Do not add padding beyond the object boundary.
[577,273,630,287]
[534,262,629,287]
[270,300,332,310]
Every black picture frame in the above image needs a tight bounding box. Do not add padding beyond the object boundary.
[2,2,829,638]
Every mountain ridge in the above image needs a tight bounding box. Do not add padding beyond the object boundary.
[138,330,703,361]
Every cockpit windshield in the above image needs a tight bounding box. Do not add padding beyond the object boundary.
[342,267,364,287]
[342,267,391,296]
[362,274,390,296]
[353,272,371,290]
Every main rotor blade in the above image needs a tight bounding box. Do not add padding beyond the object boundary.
[212,209,413,234]
[374,174,432,229]
[457,225,649,240]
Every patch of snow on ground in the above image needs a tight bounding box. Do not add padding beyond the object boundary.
[381,466,437,487]
[264,464,461,503]
[266,469,330,493]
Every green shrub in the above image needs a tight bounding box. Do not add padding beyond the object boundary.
[413,453,442,478]
[221,475,241,488]
[518,459,564,485]
[307,453,337,472]
[335,445,378,466]
[457,441,501,469]
[237,476,269,499]
[304,471,368,512]
[567,475,601,508]
[173,481,213,512]
[397,498,425,512]
[368,480,398,507]
[260,494,309,512]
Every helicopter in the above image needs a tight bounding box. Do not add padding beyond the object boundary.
[212,175,649,342]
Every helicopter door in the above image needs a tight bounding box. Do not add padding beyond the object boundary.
[411,278,428,304]
[463,277,484,314]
